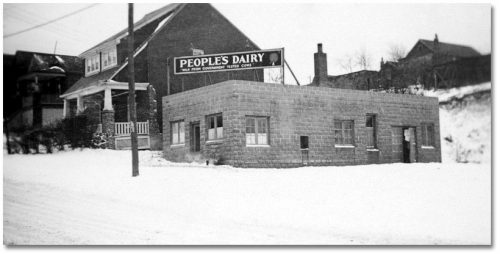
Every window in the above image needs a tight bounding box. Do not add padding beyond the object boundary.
[422,123,435,147]
[246,116,269,145]
[85,47,117,76]
[300,136,309,149]
[334,120,354,146]
[207,114,223,140]
[366,114,376,148]
[171,121,185,145]
[102,47,117,70]
[85,54,100,76]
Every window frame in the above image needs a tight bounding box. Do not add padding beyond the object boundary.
[245,116,270,146]
[206,113,223,141]
[334,119,355,147]
[85,54,100,76]
[421,123,435,148]
[365,114,377,149]
[101,47,118,71]
[170,120,185,146]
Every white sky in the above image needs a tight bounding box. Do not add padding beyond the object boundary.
[2,2,492,85]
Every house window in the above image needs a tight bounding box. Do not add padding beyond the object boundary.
[102,47,117,70]
[207,114,223,140]
[422,123,435,147]
[334,120,354,146]
[246,116,269,145]
[171,121,185,145]
[366,114,377,148]
[85,47,117,76]
[85,54,100,76]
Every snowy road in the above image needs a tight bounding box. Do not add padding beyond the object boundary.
[3,150,491,245]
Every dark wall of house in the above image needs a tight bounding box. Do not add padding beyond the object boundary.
[163,80,441,168]
[433,54,491,89]
[114,13,171,83]
[145,3,264,131]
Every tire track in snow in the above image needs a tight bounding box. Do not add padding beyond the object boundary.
[4,178,185,244]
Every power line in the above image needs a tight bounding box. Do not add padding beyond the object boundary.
[5,11,88,43]
[4,4,99,38]
[8,7,99,39]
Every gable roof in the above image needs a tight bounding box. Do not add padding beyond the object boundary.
[412,39,481,58]
[79,3,184,57]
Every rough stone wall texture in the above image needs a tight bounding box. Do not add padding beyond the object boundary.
[101,110,115,149]
[163,80,441,168]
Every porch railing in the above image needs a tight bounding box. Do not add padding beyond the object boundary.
[115,121,149,136]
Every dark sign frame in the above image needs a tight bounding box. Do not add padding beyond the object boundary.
[174,48,284,75]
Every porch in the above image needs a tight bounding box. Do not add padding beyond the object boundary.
[61,80,161,150]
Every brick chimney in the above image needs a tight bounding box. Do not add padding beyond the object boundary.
[433,33,439,51]
[433,33,440,65]
[314,43,328,83]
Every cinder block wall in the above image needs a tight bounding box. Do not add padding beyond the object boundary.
[163,80,441,167]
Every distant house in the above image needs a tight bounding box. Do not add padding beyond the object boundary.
[381,34,490,90]
[309,43,379,90]
[60,3,263,150]
[4,51,83,130]
[310,35,489,92]
[403,34,481,65]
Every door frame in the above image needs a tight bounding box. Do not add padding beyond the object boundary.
[190,121,201,152]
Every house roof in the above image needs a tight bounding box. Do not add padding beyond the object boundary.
[10,51,83,77]
[62,67,119,95]
[415,39,481,58]
[80,3,183,57]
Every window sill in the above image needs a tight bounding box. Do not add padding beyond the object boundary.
[335,145,355,149]
[366,148,379,152]
[421,146,435,149]
[102,63,117,72]
[246,144,270,148]
[85,71,99,77]
[170,144,185,148]
[206,139,224,144]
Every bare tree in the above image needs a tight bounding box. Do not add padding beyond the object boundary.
[337,54,355,73]
[356,48,372,70]
[387,44,407,62]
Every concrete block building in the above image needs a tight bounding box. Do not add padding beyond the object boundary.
[163,80,441,168]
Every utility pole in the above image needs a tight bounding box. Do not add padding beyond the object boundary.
[128,3,139,177]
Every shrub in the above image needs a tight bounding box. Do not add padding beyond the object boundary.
[62,109,100,149]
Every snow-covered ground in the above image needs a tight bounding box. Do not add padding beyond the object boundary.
[3,83,491,245]
[3,149,491,245]
[432,82,491,163]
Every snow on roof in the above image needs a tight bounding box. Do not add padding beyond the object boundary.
[79,3,183,57]
[154,14,173,33]
[49,66,65,73]
[55,55,65,64]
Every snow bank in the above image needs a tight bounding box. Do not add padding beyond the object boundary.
[424,82,491,103]
[433,82,491,163]
[3,150,491,245]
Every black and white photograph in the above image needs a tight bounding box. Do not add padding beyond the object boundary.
[1,1,493,246]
